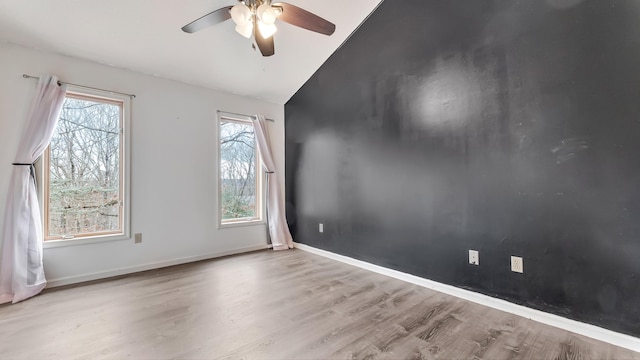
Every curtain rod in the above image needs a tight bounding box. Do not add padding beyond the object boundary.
[22,74,136,98]
[217,110,275,122]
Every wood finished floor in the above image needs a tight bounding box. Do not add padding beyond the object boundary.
[0,249,638,360]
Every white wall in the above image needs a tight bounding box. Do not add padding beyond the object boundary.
[0,42,285,285]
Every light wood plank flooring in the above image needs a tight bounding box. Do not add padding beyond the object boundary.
[0,249,638,359]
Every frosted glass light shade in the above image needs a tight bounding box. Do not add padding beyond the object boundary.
[230,4,252,25]
[236,21,254,38]
[258,21,277,38]
[257,4,277,25]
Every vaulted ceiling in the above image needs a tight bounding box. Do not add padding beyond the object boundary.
[0,0,382,104]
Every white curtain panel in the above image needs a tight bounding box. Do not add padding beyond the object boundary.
[0,75,66,304]
[252,115,294,250]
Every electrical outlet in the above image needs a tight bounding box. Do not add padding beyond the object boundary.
[469,250,479,265]
[511,256,523,273]
[319,223,324,233]
[134,233,142,244]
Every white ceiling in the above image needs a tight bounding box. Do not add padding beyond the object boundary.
[0,0,382,104]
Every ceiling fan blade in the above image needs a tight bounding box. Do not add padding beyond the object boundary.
[272,2,335,36]
[255,22,275,57]
[181,6,232,33]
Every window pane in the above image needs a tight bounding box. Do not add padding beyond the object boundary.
[220,120,257,221]
[47,95,121,237]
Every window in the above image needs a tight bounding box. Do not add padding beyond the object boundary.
[218,113,263,226]
[43,88,130,242]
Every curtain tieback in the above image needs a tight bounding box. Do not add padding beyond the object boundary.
[12,163,37,186]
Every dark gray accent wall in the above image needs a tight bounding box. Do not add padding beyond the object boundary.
[285,0,640,336]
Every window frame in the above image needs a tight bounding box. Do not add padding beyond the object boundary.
[217,112,265,229]
[41,86,131,248]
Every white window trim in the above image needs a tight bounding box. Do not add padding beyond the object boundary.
[217,111,266,229]
[40,85,131,248]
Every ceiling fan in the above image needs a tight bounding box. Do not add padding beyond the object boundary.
[181,0,336,57]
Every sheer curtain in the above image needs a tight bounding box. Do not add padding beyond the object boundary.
[252,115,293,250]
[0,75,66,304]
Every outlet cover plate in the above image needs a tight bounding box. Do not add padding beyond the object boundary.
[469,250,479,265]
[319,223,323,233]
[511,256,523,273]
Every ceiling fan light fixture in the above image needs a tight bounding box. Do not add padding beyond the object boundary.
[182,1,336,57]
[257,3,278,25]
[230,4,252,25]
[235,21,254,38]
[258,21,277,39]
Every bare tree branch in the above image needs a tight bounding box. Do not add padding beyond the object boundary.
[59,117,119,135]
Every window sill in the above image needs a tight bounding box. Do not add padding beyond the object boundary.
[43,233,130,249]
[218,220,266,229]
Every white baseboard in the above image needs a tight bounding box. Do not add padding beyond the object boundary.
[293,242,640,353]
[46,244,270,288]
